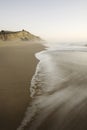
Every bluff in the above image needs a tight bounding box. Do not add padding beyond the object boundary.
[0,29,41,41]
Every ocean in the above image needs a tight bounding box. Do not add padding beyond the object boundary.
[17,42,87,130]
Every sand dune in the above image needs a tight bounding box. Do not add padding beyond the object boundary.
[0,30,41,41]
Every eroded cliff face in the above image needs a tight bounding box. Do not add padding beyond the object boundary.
[0,30,41,41]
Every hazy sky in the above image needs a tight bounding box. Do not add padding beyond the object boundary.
[0,0,87,41]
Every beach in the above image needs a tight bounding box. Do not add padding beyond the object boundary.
[1,41,87,130]
[0,41,44,130]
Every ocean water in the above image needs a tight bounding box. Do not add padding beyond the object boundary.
[17,42,87,130]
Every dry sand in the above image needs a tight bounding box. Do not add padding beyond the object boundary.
[0,41,44,130]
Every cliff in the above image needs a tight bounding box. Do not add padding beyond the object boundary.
[0,29,41,41]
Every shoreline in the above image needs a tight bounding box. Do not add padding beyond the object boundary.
[18,49,87,130]
[0,41,45,130]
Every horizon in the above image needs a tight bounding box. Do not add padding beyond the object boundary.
[0,0,87,42]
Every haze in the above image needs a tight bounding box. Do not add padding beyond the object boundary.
[0,0,87,42]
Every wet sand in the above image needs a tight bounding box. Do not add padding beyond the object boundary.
[0,41,44,130]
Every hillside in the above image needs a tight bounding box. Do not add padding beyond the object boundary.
[0,29,41,41]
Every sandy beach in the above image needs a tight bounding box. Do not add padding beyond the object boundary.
[0,41,44,130]
[1,41,87,130]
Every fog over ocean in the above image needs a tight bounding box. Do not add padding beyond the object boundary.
[17,42,87,130]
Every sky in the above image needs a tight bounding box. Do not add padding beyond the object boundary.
[0,0,87,42]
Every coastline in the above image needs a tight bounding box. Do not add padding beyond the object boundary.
[17,45,87,130]
[0,41,45,130]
